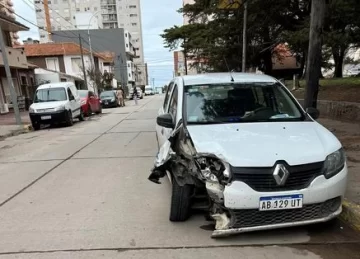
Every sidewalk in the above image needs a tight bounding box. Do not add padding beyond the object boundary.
[0,112,32,139]
[319,118,360,230]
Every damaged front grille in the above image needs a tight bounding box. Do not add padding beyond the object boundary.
[230,197,341,229]
[231,162,324,192]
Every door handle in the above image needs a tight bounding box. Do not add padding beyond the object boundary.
[161,128,164,135]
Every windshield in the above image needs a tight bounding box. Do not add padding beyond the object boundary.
[145,86,152,90]
[185,83,304,124]
[78,90,88,98]
[100,91,114,98]
[34,88,67,103]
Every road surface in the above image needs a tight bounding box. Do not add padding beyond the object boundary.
[0,95,359,259]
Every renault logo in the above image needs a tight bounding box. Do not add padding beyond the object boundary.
[273,164,290,186]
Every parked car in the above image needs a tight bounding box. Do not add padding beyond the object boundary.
[145,85,154,95]
[149,73,347,237]
[78,90,102,116]
[129,86,143,100]
[100,90,118,108]
[29,82,84,130]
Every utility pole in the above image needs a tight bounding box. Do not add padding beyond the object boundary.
[304,0,327,109]
[152,78,155,87]
[79,35,88,89]
[242,1,248,72]
[0,24,22,126]
[43,0,52,42]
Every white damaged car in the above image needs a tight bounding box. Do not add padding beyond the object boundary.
[149,73,347,237]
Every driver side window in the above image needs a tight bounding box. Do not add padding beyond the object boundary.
[163,82,174,110]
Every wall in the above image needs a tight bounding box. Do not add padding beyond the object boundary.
[52,29,129,86]
[27,56,66,73]
[75,12,100,30]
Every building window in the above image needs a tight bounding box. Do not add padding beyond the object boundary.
[40,35,46,38]
[36,9,42,12]
[76,8,80,11]
[21,76,27,86]
[34,0,40,3]
[65,17,70,21]
[46,58,60,72]
[130,14,137,17]
[129,5,136,8]
[71,58,82,73]
[131,23,137,26]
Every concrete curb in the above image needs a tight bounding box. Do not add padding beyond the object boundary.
[0,124,32,140]
[340,200,360,231]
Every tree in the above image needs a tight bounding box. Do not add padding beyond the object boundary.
[323,0,360,78]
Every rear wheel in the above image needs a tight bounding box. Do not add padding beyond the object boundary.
[78,109,85,121]
[66,110,73,126]
[87,105,92,116]
[169,178,193,222]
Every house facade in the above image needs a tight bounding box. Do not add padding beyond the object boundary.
[19,42,110,92]
[0,14,36,113]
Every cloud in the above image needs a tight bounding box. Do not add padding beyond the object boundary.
[14,0,183,86]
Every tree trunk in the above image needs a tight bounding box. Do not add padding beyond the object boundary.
[332,46,346,78]
[304,0,326,109]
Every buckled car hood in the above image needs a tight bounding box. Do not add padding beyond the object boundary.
[186,121,342,167]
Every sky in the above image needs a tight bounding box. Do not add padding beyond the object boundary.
[14,0,183,87]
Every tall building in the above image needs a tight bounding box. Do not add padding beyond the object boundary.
[33,0,147,86]
[0,0,20,45]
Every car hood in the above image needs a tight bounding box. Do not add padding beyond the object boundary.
[186,121,342,167]
[30,100,68,110]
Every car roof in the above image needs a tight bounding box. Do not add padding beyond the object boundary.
[180,73,277,86]
[37,82,75,90]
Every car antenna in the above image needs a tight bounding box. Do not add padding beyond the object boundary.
[223,57,234,82]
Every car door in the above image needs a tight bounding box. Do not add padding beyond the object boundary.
[156,81,175,147]
[68,86,80,117]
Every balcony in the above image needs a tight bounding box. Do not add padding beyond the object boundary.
[0,47,28,69]
[101,0,116,5]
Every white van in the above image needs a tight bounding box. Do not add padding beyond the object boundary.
[29,82,84,130]
[145,85,153,95]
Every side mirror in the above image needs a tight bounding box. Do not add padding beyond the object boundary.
[69,95,75,101]
[157,113,174,129]
[306,107,320,120]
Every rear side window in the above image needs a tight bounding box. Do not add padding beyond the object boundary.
[163,82,174,110]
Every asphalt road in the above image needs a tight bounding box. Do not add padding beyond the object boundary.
[0,95,359,259]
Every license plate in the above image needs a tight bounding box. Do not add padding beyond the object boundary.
[41,115,51,120]
[105,102,108,105]
[259,194,303,211]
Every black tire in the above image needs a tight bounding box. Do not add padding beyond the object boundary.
[96,106,102,114]
[169,179,192,222]
[66,110,73,126]
[32,122,40,131]
[87,105,92,116]
[78,109,85,121]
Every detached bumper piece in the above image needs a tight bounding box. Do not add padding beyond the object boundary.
[212,197,342,238]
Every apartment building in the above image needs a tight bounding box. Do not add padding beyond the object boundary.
[33,0,147,86]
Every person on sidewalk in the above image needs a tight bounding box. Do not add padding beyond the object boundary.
[117,88,125,107]
[133,86,138,105]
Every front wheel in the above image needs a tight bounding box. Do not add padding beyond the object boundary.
[169,178,193,222]
[32,122,40,131]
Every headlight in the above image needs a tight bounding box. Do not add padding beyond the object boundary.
[324,148,346,179]
[81,100,86,105]
[111,98,115,102]
[195,156,229,183]
[29,107,35,113]
[55,105,65,111]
